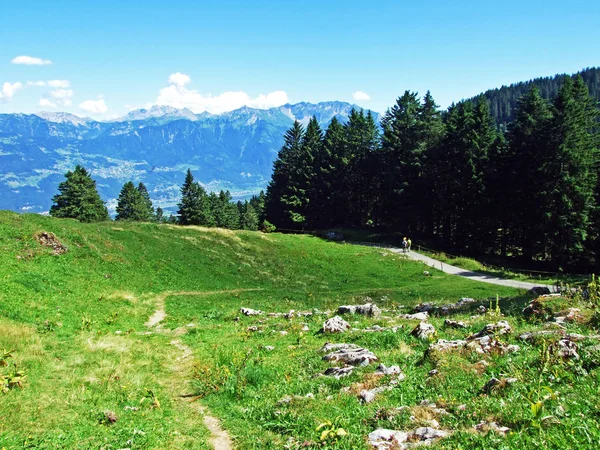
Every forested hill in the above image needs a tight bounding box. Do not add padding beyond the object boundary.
[470,67,600,126]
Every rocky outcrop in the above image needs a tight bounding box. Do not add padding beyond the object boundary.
[321,316,350,333]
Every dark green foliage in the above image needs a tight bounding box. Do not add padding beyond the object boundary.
[49,165,109,222]
[137,182,155,221]
[177,169,214,226]
[239,201,259,231]
[265,76,600,269]
[115,181,151,222]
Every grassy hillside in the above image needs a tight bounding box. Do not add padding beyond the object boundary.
[1,211,598,449]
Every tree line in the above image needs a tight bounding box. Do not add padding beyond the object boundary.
[49,166,265,231]
[265,76,600,270]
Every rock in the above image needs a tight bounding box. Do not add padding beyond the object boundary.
[263,345,275,351]
[320,342,361,353]
[337,303,382,317]
[240,307,263,316]
[401,312,429,321]
[481,377,517,394]
[423,270,431,276]
[323,366,354,378]
[301,325,310,332]
[468,320,512,340]
[360,389,378,403]
[411,426,449,441]
[444,319,467,329]
[519,330,558,342]
[414,303,435,313]
[35,231,68,255]
[103,411,118,424]
[284,310,295,319]
[466,335,519,355]
[363,325,402,333]
[322,346,378,366]
[375,364,403,376]
[477,305,487,314]
[267,312,284,317]
[368,429,409,449]
[554,339,579,359]
[411,322,436,340]
[247,326,260,332]
[474,421,511,435]
[428,369,438,376]
[429,339,467,353]
[321,316,350,333]
[529,286,551,296]
[305,393,314,398]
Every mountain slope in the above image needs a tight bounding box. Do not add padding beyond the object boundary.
[0,102,377,214]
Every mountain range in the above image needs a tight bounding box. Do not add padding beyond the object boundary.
[0,101,376,214]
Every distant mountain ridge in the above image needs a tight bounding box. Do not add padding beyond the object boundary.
[0,101,378,214]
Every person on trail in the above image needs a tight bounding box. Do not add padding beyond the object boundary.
[407,238,412,252]
[402,237,408,253]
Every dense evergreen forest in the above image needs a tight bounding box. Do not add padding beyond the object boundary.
[476,67,600,128]
[265,73,600,271]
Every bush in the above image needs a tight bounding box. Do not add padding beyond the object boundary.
[261,220,276,233]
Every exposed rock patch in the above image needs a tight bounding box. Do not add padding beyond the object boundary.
[35,231,68,255]
[321,316,351,333]
[410,322,436,340]
[240,307,263,316]
[338,303,382,317]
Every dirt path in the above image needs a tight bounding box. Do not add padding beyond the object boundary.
[146,289,262,449]
[145,288,263,328]
[358,242,557,291]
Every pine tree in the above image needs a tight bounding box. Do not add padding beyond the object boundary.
[115,181,148,221]
[265,121,305,228]
[249,191,266,223]
[137,182,155,221]
[177,169,214,226]
[239,201,259,230]
[543,76,599,265]
[50,165,109,222]
[156,207,164,223]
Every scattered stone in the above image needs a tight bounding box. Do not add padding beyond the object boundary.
[267,312,284,318]
[414,298,479,316]
[400,312,429,321]
[444,319,467,329]
[305,392,314,398]
[428,369,438,376]
[338,303,382,317]
[474,421,511,435]
[103,411,118,424]
[322,346,378,367]
[247,326,260,332]
[279,330,288,336]
[124,405,139,411]
[423,271,431,276]
[263,345,275,351]
[302,325,310,332]
[375,364,403,376]
[477,305,487,314]
[553,339,579,360]
[321,316,351,333]
[519,330,558,342]
[481,377,517,394]
[360,384,397,403]
[529,286,551,296]
[323,366,354,379]
[284,310,295,319]
[468,320,512,340]
[240,307,263,316]
[363,325,402,333]
[466,335,520,355]
[35,231,68,255]
[368,429,408,449]
[320,342,361,352]
[411,322,436,340]
[429,339,467,353]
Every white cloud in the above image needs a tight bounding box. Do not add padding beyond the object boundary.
[11,55,52,65]
[27,81,46,87]
[168,72,191,86]
[50,89,73,99]
[63,99,72,107]
[352,91,371,101]
[79,97,108,114]
[48,80,70,88]
[0,82,23,100]
[157,73,288,114]
[39,98,57,108]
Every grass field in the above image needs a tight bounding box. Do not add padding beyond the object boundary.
[1,211,599,449]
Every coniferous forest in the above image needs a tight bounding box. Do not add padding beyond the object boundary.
[265,74,600,271]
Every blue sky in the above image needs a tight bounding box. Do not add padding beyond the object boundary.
[1,0,598,118]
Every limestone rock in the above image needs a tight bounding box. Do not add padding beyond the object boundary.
[554,339,579,359]
[429,339,467,353]
[411,322,436,340]
[240,307,263,316]
[444,319,467,329]
[474,421,511,435]
[338,303,382,317]
[321,316,350,333]
[322,346,378,366]
[468,320,512,340]
[401,312,429,321]
[323,366,354,379]
[375,364,403,376]
[368,429,408,449]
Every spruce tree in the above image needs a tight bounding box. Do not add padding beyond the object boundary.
[177,169,214,226]
[50,165,109,222]
[239,201,259,230]
[137,182,155,221]
[115,181,147,221]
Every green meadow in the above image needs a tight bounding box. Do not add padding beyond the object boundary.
[1,211,599,449]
